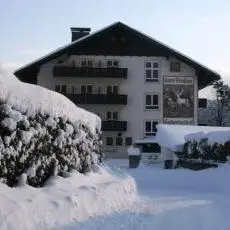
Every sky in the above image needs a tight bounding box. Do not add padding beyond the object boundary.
[0,0,230,97]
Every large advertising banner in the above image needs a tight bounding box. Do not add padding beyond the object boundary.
[163,76,194,124]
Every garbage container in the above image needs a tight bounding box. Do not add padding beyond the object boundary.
[164,160,173,169]
[129,155,141,168]
[127,144,141,168]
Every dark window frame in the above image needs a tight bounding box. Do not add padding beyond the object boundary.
[116,137,123,146]
[55,85,61,92]
[81,85,93,94]
[145,94,159,109]
[125,137,132,146]
[106,137,113,146]
[144,121,158,136]
[145,61,160,83]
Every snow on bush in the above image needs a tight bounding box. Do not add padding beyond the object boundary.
[0,72,102,187]
[177,138,230,163]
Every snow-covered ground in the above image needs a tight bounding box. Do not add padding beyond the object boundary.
[1,159,230,230]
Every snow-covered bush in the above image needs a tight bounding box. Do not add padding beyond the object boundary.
[178,138,230,163]
[0,103,102,187]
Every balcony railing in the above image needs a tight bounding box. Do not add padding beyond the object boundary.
[53,66,128,79]
[101,121,127,131]
[64,93,127,105]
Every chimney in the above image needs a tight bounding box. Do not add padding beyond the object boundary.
[70,27,91,42]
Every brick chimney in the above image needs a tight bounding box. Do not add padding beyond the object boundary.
[70,27,91,42]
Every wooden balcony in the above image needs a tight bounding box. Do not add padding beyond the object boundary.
[53,66,128,78]
[64,93,127,105]
[101,121,127,131]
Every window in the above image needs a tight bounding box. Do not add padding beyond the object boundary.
[145,121,158,136]
[107,85,118,94]
[61,85,66,94]
[106,111,118,120]
[113,86,118,94]
[55,85,60,92]
[107,60,119,68]
[71,86,75,94]
[55,85,66,94]
[199,98,207,108]
[106,111,112,120]
[116,137,123,146]
[81,60,93,67]
[125,137,132,146]
[107,86,112,94]
[113,112,118,121]
[170,61,181,72]
[145,61,160,82]
[145,94,159,109]
[81,85,92,94]
[106,137,113,146]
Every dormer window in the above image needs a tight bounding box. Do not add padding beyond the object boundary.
[170,61,181,72]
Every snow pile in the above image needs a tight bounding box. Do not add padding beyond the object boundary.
[0,72,100,131]
[155,124,230,151]
[0,166,137,230]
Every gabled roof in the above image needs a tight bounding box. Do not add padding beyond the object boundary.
[14,22,220,89]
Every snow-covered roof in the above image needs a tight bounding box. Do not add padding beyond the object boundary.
[155,124,230,151]
[0,71,101,131]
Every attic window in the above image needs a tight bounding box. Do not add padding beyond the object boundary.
[170,61,181,72]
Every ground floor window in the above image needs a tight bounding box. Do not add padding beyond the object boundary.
[106,137,113,146]
[125,137,132,146]
[116,137,123,146]
[144,120,158,136]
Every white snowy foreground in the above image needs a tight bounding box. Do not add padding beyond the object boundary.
[0,160,230,230]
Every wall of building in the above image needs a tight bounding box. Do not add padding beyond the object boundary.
[37,55,198,158]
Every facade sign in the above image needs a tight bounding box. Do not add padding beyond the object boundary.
[163,76,194,124]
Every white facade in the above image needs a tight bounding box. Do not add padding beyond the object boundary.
[37,55,198,158]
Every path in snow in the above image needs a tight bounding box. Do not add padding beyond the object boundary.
[59,159,230,230]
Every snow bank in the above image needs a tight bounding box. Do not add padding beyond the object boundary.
[0,72,100,131]
[155,124,230,151]
[0,166,137,230]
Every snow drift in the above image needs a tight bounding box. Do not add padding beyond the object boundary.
[0,166,137,230]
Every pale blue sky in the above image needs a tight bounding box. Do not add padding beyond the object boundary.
[0,0,230,85]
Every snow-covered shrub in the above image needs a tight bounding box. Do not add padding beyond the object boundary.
[0,103,102,187]
[179,138,229,163]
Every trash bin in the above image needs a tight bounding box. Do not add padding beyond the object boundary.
[129,155,141,168]
[127,144,141,168]
[164,160,173,169]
